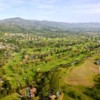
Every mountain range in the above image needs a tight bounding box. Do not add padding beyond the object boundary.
[0,17,100,33]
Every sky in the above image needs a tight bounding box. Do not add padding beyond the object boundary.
[0,0,100,22]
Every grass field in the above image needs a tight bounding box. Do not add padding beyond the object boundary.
[66,58,99,86]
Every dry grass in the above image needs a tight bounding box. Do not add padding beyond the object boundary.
[66,58,99,87]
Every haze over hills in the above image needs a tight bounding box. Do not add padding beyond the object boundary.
[0,17,100,33]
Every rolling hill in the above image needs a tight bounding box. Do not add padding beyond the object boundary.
[0,17,100,33]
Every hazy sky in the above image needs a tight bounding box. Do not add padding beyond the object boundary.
[0,0,100,22]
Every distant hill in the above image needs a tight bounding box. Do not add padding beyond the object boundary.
[0,17,100,33]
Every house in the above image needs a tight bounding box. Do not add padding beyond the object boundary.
[49,95,56,100]
[30,87,37,97]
